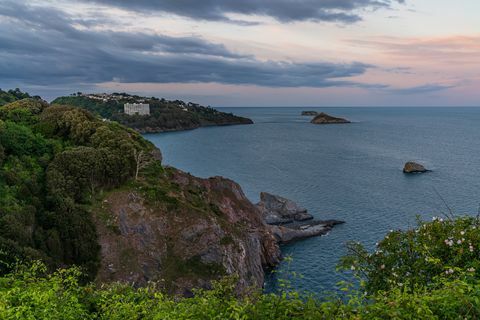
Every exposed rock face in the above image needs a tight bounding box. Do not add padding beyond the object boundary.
[256,192,344,243]
[403,161,429,173]
[256,192,313,225]
[269,220,345,243]
[94,169,280,295]
[311,112,350,124]
[301,111,318,116]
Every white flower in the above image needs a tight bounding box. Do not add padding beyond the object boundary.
[398,283,403,287]
[380,264,385,270]
[457,239,463,244]
[468,267,476,273]
[444,239,454,247]
[470,246,474,252]
[461,231,465,235]
[351,265,356,271]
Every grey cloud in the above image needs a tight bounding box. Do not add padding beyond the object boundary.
[0,1,377,89]
[392,84,455,95]
[84,0,406,24]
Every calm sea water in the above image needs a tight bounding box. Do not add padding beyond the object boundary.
[144,107,480,294]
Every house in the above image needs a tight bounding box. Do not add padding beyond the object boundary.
[124,103,150,116]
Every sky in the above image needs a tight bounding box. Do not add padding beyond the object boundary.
[0,0,479,106]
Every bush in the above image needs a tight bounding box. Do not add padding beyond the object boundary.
[4,217,480,319]
[340,216,480,294]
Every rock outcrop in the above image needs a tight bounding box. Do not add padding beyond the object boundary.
[311,112,350,124]
[256,192,313,225]
[269,220,345,243]
[301,111,318,116]
[94,168,280,295]
[403,161,429,173]
[256,192,344,243]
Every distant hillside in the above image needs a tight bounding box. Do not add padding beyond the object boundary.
[52,93,253,133]
[0,88,34,106]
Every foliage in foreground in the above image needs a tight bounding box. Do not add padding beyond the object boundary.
[3,217,480,319]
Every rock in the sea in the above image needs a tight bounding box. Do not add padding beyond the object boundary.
[256,192,344,243]
[301,111,318,116]
[311,112,350,124]
[403,161,429,173]
[256,192,313,224]
[269,220,345,243]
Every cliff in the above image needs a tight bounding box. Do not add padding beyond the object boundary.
[0,96,278,296]
[94,167,280,295]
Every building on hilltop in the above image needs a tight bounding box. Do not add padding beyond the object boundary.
[124,103,150,116]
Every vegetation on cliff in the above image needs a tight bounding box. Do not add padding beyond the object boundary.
[0,96,278,295]
[2,217,480,319]
[0,97,156,280]
[51,93,253,133]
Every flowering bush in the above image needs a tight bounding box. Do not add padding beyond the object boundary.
[339,216,480,293]
[3,217,480,319]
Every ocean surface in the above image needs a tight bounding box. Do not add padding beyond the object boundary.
[144,107,480,294]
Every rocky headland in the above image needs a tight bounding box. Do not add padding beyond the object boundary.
[0,92,344,297]
[51,93,253,134]
[256,192,344,243]
[311,112,350,124]
[94,168,281,295]
[403,161,429,173]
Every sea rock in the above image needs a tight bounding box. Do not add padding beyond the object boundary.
[311,112,350,124]
[257,192,345,242]
[403,161,429,173]
[269,220,345,243]
[256,192,313,224]
[301,111,318,116]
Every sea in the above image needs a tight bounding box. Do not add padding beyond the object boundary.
[144,107,480,294]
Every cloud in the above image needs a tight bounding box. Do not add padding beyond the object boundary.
[0,1,377,90]
[82,0,406,24]
[391,84,455,95]
[349,35,480,64]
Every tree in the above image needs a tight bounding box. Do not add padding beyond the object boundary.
[133,149,152,181]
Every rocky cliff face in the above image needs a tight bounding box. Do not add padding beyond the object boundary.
[93,167,280,295]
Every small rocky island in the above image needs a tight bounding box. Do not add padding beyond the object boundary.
[256,192,344,243]
[311,112,351,124]
[301,111,318,116]
[403,161,429,173]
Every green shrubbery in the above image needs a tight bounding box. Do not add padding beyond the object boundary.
[2,217,480,319]
[0,98,157,280]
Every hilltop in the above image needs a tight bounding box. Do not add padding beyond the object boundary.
[0,88,38,106]
[52,93,253,133]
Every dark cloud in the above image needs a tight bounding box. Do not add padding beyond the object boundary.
[84,0,405,24]
[391,84,455,95]
[0,1,377,90]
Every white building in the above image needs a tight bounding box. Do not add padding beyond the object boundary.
[124,103,150,116]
